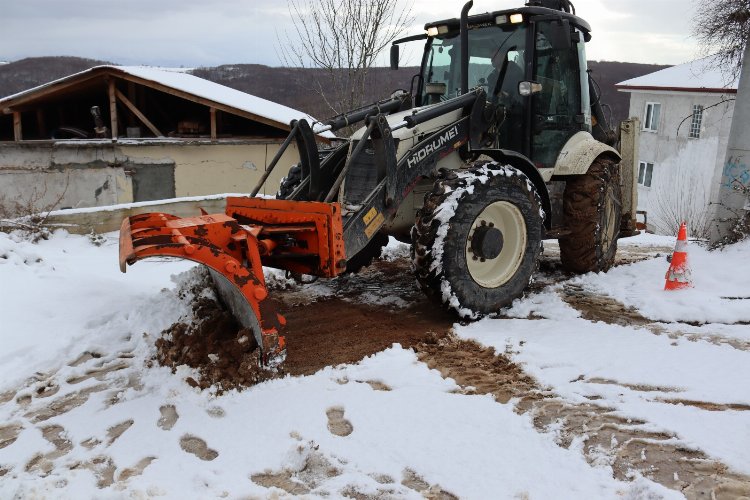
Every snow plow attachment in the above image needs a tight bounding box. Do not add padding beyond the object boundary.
[119,197,346,368]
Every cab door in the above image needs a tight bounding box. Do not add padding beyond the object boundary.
[531,22,591,168]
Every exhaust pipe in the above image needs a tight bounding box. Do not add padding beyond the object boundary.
[460,1,473,95]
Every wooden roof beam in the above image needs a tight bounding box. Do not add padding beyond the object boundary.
[115,88,163,137]
[113,72,294,134]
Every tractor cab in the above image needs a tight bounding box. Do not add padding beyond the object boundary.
[397,5,594,169]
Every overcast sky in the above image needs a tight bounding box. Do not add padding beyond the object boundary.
[1,0,702,68]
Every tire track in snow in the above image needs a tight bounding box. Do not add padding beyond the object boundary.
[414,334,750,499]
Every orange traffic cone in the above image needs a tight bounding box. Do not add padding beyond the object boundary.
[664,222,692,290]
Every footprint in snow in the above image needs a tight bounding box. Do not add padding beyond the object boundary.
[106,419,134,446]
[158,404,179,430]
[326,407,353,437]
[179,434,218,461]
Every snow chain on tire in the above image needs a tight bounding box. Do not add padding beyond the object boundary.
[411,162,545,319]
[559,156,621,273]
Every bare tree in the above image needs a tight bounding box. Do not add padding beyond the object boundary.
[650,167,714,240]
[692,0,750,78]
[278,0,414,123]
[0,173,70,242]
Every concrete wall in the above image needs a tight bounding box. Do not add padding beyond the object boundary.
[45,197,231,235]
[0,139,301,215]
[626,90,735,236]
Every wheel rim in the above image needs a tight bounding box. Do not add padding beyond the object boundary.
[465,201,527,288]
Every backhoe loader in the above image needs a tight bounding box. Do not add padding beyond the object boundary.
[120,0,638,367]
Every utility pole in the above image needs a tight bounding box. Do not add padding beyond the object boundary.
[712,39,750,243]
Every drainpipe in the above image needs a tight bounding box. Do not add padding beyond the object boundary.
[712,39,750,244]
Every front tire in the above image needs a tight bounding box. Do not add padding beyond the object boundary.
[559,157,621,273]
[412,163,544,318]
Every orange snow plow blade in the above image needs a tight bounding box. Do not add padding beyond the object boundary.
[119,197,346,368]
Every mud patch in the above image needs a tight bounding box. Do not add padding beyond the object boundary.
[106,419,133,446]
[80,437,101,449]
[16,393,32,408]
[401,468,458,499]
[326,407,353,437]
[69,351,102,367]
[34,380,60,399]
[560,284,652,328]
[281,299,453,377]
[251,471,311,495]
[69,455,116,488]
[0,422,23,449]
[363,380,391,391]
[156,297,276,393]
[250,441,340,495]
[156,260,453,391]
[658,399,750,412]
[179,434,218,461]
[117,456,156,482]
[206,406,225,418]
[415,334,536,403]
[583,377,683,393]
[0,390,16,404]
[66,361,129,385]
[24,425,74,475]
[41,425,73,457]
[158,404,179,430]
[25,384,106,423]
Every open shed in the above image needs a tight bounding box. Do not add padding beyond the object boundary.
[0,66,331,210]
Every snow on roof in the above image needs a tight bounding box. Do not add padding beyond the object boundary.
[0,65,335,139]
[616,55,739,93]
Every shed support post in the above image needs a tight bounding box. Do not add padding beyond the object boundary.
[13,112,22,141]
[210,107,217,140]
[108,79,118,139]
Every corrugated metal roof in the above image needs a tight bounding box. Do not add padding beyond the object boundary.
[0,65,336,138]
[616,55,739,93]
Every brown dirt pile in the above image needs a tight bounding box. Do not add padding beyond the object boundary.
[156,298,280,392]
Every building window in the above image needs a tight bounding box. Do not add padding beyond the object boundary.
[689,104,703,138]
[644,102,661,131]
[638,161,654,187]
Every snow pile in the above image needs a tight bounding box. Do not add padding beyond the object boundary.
[578,238,750,323]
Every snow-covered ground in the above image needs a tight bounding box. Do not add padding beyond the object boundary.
[1,230,748,498]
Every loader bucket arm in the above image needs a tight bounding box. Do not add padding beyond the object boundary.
[119,212,287,368]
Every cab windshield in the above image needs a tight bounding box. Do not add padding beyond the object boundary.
[420,24,527,103]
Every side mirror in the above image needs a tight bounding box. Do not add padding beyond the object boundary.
[519,81,543,96]
[390,45,399,70]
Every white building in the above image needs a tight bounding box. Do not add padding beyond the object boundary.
[616,56,739,238]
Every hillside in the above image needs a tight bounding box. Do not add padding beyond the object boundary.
[0,56,111,98]
[0,56,668,127]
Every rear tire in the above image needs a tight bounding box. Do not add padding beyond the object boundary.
[412,163,544,318]
[559,157,621,273]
